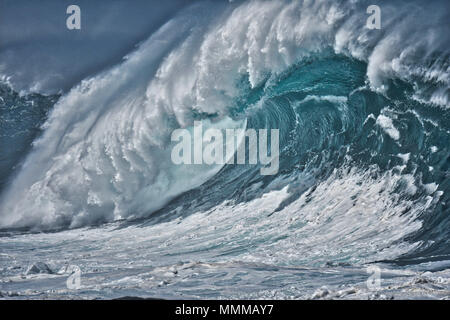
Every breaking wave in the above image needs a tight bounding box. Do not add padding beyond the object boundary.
[0,0,449,267]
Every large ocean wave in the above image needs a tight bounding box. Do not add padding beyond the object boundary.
[0,0,449,273]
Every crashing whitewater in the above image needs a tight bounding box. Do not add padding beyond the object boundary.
[0,0,449,299]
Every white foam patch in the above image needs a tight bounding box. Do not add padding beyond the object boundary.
[376,114,400,140]
[397,153,410,164]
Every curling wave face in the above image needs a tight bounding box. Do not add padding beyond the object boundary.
[0,0,449,284]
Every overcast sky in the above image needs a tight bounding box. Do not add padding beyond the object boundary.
[0,0,197,93]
